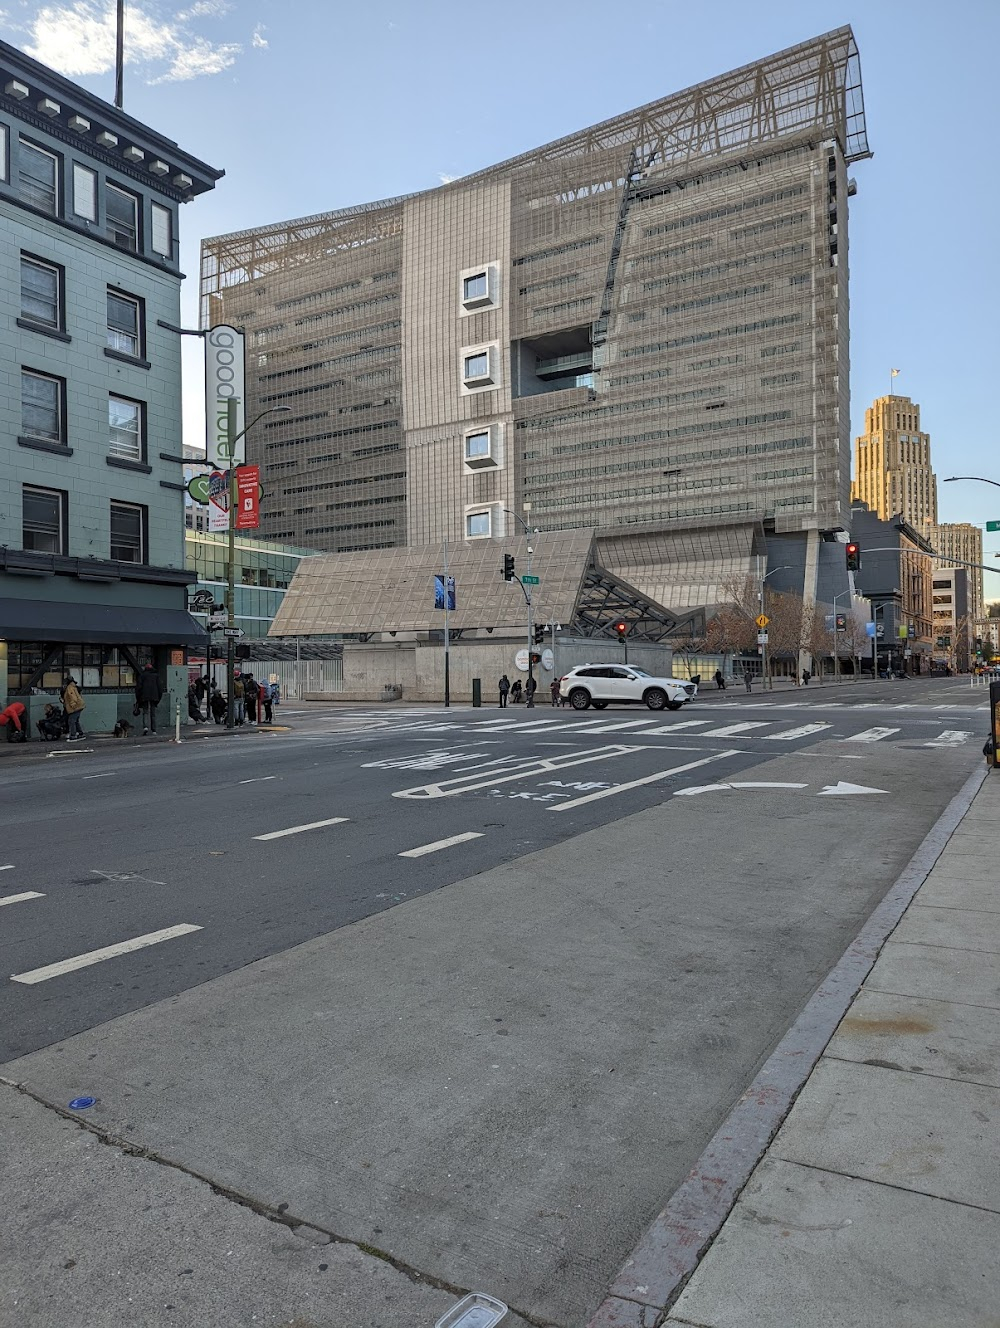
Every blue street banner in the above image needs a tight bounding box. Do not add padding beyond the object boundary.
[434,575,456,610]
[865,621,877,637]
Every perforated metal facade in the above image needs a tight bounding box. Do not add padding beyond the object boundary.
[201,27,868,614]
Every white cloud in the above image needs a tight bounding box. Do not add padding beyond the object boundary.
[438,173,458,185]
[178,0,232,16]
[251,24,267,49]
[24,0,241,83]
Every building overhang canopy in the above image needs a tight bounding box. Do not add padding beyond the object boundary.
[0,599,207,647]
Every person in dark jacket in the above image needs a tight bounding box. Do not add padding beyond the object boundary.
[498,675,510,708]
[135,664,164,734]
[244,674,259,724]
[714,669,726,691]
[210,689,227,724]
[36,703,64,741]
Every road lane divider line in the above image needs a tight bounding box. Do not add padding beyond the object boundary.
[842,727,900,743]
[549,750,740,812]
[11,923,202,985]
[0,891,44,908]
[254,817,349,840]
[761,723,832,741]
[399,832,485,858]
[0,865,14,871]
[392,745,643,800]
[240,775,278,784]
[83,772,115,780]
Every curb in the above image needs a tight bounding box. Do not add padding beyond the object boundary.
[586,759,989,1327]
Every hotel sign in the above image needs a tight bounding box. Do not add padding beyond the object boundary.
[205,325,246,469]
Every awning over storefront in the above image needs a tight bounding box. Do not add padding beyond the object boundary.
[0,599,208,647]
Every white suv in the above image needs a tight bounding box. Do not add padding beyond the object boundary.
[558,665,698,711]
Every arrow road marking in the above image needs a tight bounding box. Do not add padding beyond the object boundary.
[817,782,888,796]
[550,751,741,811]
[924,731,972,747]
[393,745,643,799]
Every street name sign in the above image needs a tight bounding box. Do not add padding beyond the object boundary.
[521,574,540,585]
[987,520,1000,532]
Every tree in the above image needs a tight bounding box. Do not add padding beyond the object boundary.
[842,609,872,677]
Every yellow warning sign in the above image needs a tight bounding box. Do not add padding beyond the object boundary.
[755,614,770,629]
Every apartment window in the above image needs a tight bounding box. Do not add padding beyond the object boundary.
[72,162,97,221]
[464,273,487,302]
[110,501,146,562]
[460,261,497,311]
[466,430,491,459]
[151,202,172,258]
[22,485,67,554]
[20,255,62,329]
[465,352,489,379]
[108,395,143,460]
[465,509,492,539]
[18,139,58,214]
[21,370,64,443]
[107,289,143,357]
[106,182,139,251]
[463,423,501,470]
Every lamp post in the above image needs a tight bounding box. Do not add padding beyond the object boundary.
[504,508,537,708]
[222,401,290,727]
[943,476,1000,489]
[757,564,790,690]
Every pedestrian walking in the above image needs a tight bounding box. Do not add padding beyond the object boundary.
[802,669,811,686]
[498,674,510,708]
[233,674,245,726]
[714,668,726,691]
[195,675,207,705]
[134,663,163,735]
[0,700,28,743]
[550,679,560,706]
[244,673,259,724]
[743,664,753,694]
[61,675,86,740]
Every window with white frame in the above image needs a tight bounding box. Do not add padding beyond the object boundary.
[110,501,146,562]
[461,342,498,390]
[463,423,502,470]
[151,202,172,259]
[72,162,97,221]
[19,138,58,214]
[106,182,139,250]
[107,289,143,357]
[20,254,63,329]
[108,394,143,461]
[21,369,64,443]
[465,508,492,539]
[459,261,498,312]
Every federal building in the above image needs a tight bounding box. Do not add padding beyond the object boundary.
[200,28,870,649]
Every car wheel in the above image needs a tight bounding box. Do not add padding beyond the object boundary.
[591,700,608,710]
[569,688,591,710]
[644,688,667,711]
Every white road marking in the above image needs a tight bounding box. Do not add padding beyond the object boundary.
[573,718,665,732]
[0,865,14,872]
[762,723,832,741]
[641,720,712,733]
[11,923,202,985]
[699,721,770,737]
[842,727,900,743]
[924,731,972,747]
[0,891,44,907]
[676,781,808,797]
[399,832,484,858]
[239,775,278,784]
[254,817,349,840]
[393,745,643,800]
[83,772,115,780]
[818,781,888,796]
[549,750,740,812]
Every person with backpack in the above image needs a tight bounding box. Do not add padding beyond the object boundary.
[62,675,86,741]
[244,673,260,724]
[135,664,164,735]
[498,674,510,708]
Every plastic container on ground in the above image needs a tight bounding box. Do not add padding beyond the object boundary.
[434,1291,508,1328]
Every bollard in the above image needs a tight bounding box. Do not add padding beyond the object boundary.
[472,678,482,708]
[174,698,181,743]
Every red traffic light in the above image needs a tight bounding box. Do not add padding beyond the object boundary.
[846,542,861,572]
[614,620,628,638]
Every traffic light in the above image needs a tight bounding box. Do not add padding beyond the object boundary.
[533,624,545,645]
[613,620,628,639]
[502,554,515,582]
[845,542,861,572]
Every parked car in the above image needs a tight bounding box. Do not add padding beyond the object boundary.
[558,664,698,711]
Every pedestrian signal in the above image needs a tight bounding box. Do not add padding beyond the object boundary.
[530,651,542,665]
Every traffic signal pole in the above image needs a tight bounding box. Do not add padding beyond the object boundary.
[525,540,535,708]
[225,399,237,729]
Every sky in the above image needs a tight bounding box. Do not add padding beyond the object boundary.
[6,0,1000,578]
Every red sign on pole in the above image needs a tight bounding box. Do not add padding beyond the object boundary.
[235,464,260,530]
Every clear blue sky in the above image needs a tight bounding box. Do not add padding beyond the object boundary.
[11,0,1000,580]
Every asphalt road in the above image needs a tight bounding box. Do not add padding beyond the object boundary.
[0,677,989,1325]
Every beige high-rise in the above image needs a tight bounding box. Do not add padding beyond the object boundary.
[926,522,984,621]
[852,395,937,526]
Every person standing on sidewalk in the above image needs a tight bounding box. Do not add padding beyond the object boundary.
[233,673,246,726]
[498,674,510,708]
[61,675,86,740]
[714,668,726,691]
[135,663,163,736]
[244,673,259,725]
[743,664,753,694]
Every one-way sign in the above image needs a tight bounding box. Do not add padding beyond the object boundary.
[222,626,245,638]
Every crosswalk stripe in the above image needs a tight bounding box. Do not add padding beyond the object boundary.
[924,731,972,747]
[762,723,832,741]
[11,923,202,985]
[0,891,45,908]
[843,727,900,743]
[641,719,712,733]
[572,718,665,732]
[699,721,770,737]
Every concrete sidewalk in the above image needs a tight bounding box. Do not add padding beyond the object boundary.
[594,767,998,1327]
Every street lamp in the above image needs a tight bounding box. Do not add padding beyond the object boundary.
[757,565,790,690]
[503,508,538,708]
[222,402,290,726]
[943,476,1000,489]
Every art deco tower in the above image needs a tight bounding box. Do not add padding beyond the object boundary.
[852,394,937,526]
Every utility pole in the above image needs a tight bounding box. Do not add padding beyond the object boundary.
[442,538,450,708]
[225,399,238,728]
[525,538,535,708]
